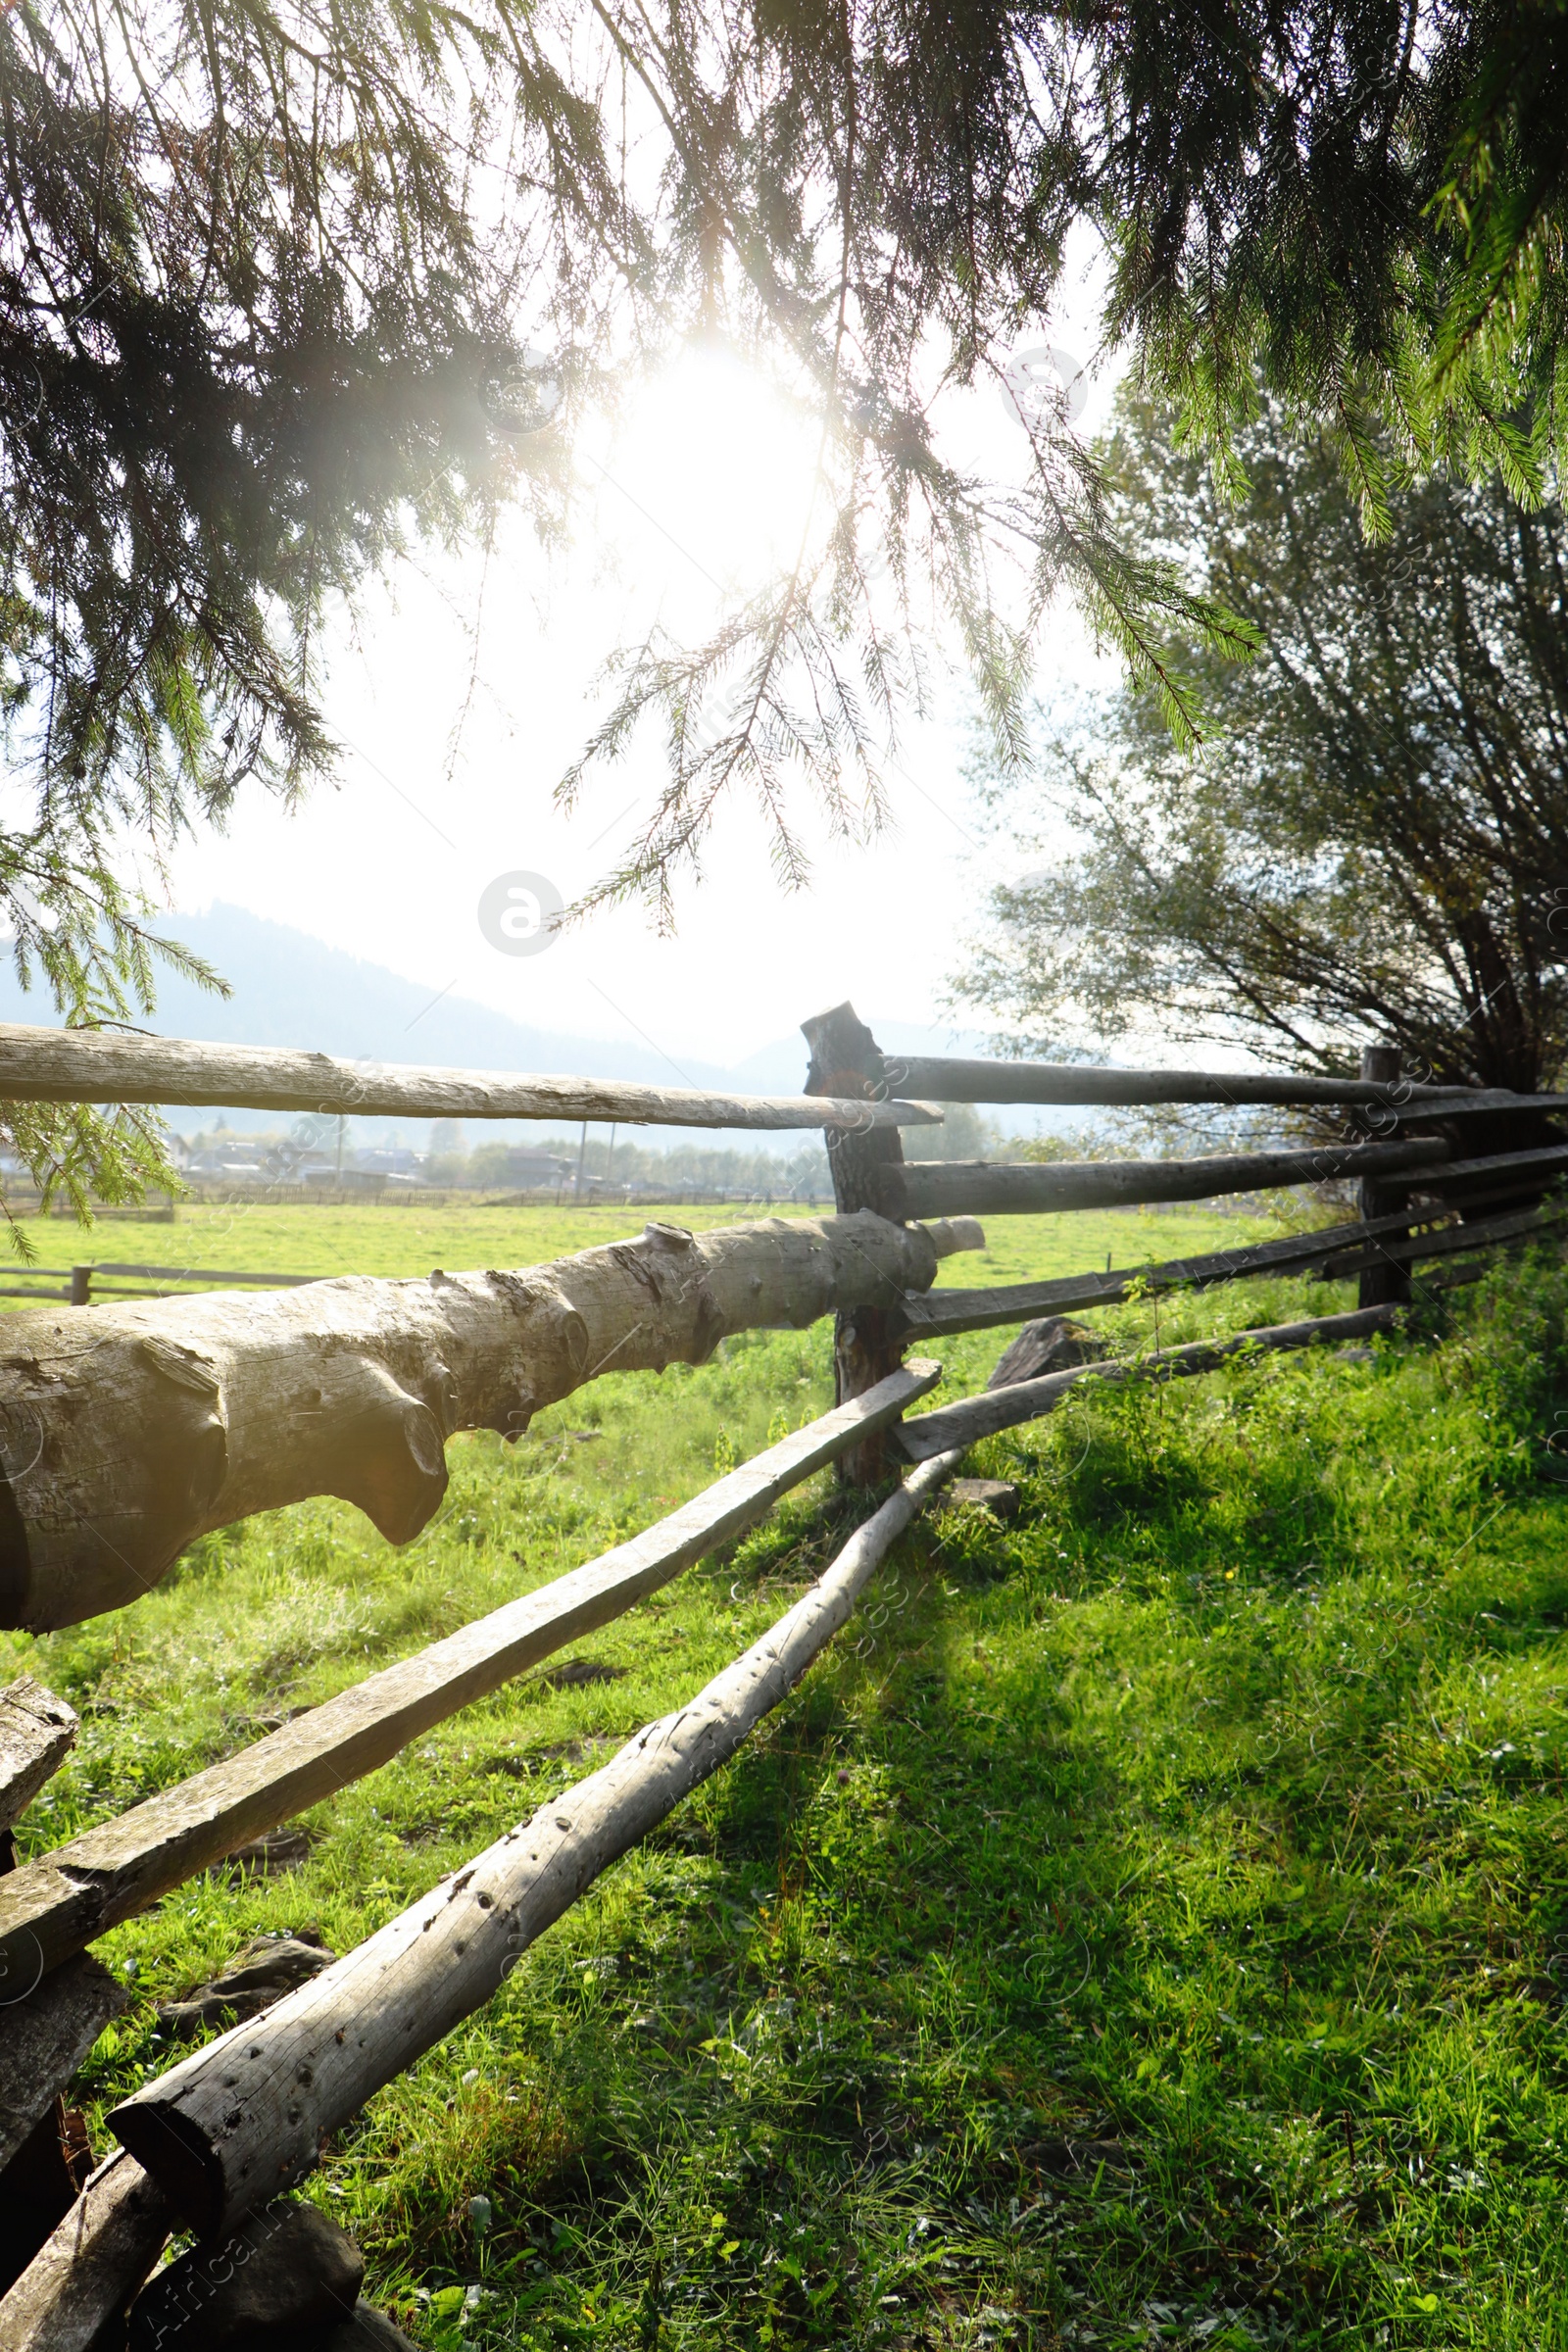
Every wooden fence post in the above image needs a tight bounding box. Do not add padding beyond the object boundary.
[801,1003,909,1484]
[1357,1043,1412,1308]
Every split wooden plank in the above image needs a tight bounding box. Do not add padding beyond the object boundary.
[0,1210,974,1633]
[109,1446,965,2238]
[0,1361,941,1983]
[0,1956,128,2173]
[878,1054,1554,1110]
[0,2150,172,2352]
[877,1137,1448,1222]
[0,1681,76,1835]
[0,1023,941,1134]
[896,1305,1398,1461]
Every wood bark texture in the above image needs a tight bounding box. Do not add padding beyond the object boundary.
[0,1212,972,1633]
[109,1449,963,2237]
[896,1305,1399,1461]
[1427,1139,1568,1199]
[802,1003,910,1483]
[0,1023,943,1134]
[880,1054,1534,1109]
[1310,1199,1568,1282]
[873,1138,1450,1222]
[0,2151,172,2352]
[1356,1046,1412,1308]
[0,1955,128,2171]
[0,1360,941,1982]
[0,1682,76,1833]
[893,1197,1504,1341]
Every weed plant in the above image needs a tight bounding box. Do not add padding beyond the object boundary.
[6,1228,1568,2348]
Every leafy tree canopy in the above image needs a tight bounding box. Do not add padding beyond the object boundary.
[958,392,1568,1097]
[3,0,1568,1204]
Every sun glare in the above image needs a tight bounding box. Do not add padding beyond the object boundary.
[586,345,822,606]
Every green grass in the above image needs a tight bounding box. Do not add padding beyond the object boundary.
[0,1196,1273,1290]
[9,1209,1568,2349]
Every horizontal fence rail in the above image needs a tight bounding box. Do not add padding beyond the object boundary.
[105,1446,965,2242]
[0,1023,941,1133]
[900,1198,1568,1339]
[0,1213,977,1633]
[876,1135,1450,1221]
[0,1263,321,1308]
[0,1365,939,1984]
[877,1054,1568,1112]
[898,1304,1399,1460]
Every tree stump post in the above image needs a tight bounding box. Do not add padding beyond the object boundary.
[1357,1043,1411,1308]
[802,1004,910,1485]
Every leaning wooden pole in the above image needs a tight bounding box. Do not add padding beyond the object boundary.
[0,1211,979,1633]
[0,1362,941,1984]
[896,1304,1400,1461]
[108,1449,965,2239]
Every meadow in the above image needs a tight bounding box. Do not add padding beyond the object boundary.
[5,1201,1568,2350]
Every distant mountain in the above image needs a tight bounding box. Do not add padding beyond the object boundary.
[0,905,1049,1149]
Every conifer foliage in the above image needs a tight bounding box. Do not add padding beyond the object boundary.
[1,2,1566,1195]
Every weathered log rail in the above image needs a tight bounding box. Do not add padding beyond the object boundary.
[106,1446,966,2239]
[0,1365,938,1984]
[2,1005,1567,2328]
[876,1053,1568,1114]
[0,1024,942,1132]
[0,1211,980,1633]
[872,1135,1450,1222]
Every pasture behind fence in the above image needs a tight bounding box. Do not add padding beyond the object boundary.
[0,1003,1563,2340]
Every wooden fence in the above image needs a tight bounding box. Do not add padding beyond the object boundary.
[0,1005,1563,2344]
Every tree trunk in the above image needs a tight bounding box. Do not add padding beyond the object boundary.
[109,1450,963,2239]
[0,1212,976,1633]
[0,1360,940,1982]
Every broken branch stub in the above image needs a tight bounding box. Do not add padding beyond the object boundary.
[0,1213,972,1634]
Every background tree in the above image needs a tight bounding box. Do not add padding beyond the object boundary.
[958,396,1568,1097]
[5,1,1568,1211]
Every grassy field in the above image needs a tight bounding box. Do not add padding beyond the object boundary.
[7,1206,1568,2349]
[0,1195,1274,1292]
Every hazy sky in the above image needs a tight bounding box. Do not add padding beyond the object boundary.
[161,257,1124,1072]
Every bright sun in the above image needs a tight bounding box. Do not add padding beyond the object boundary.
[587,344,822,605]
